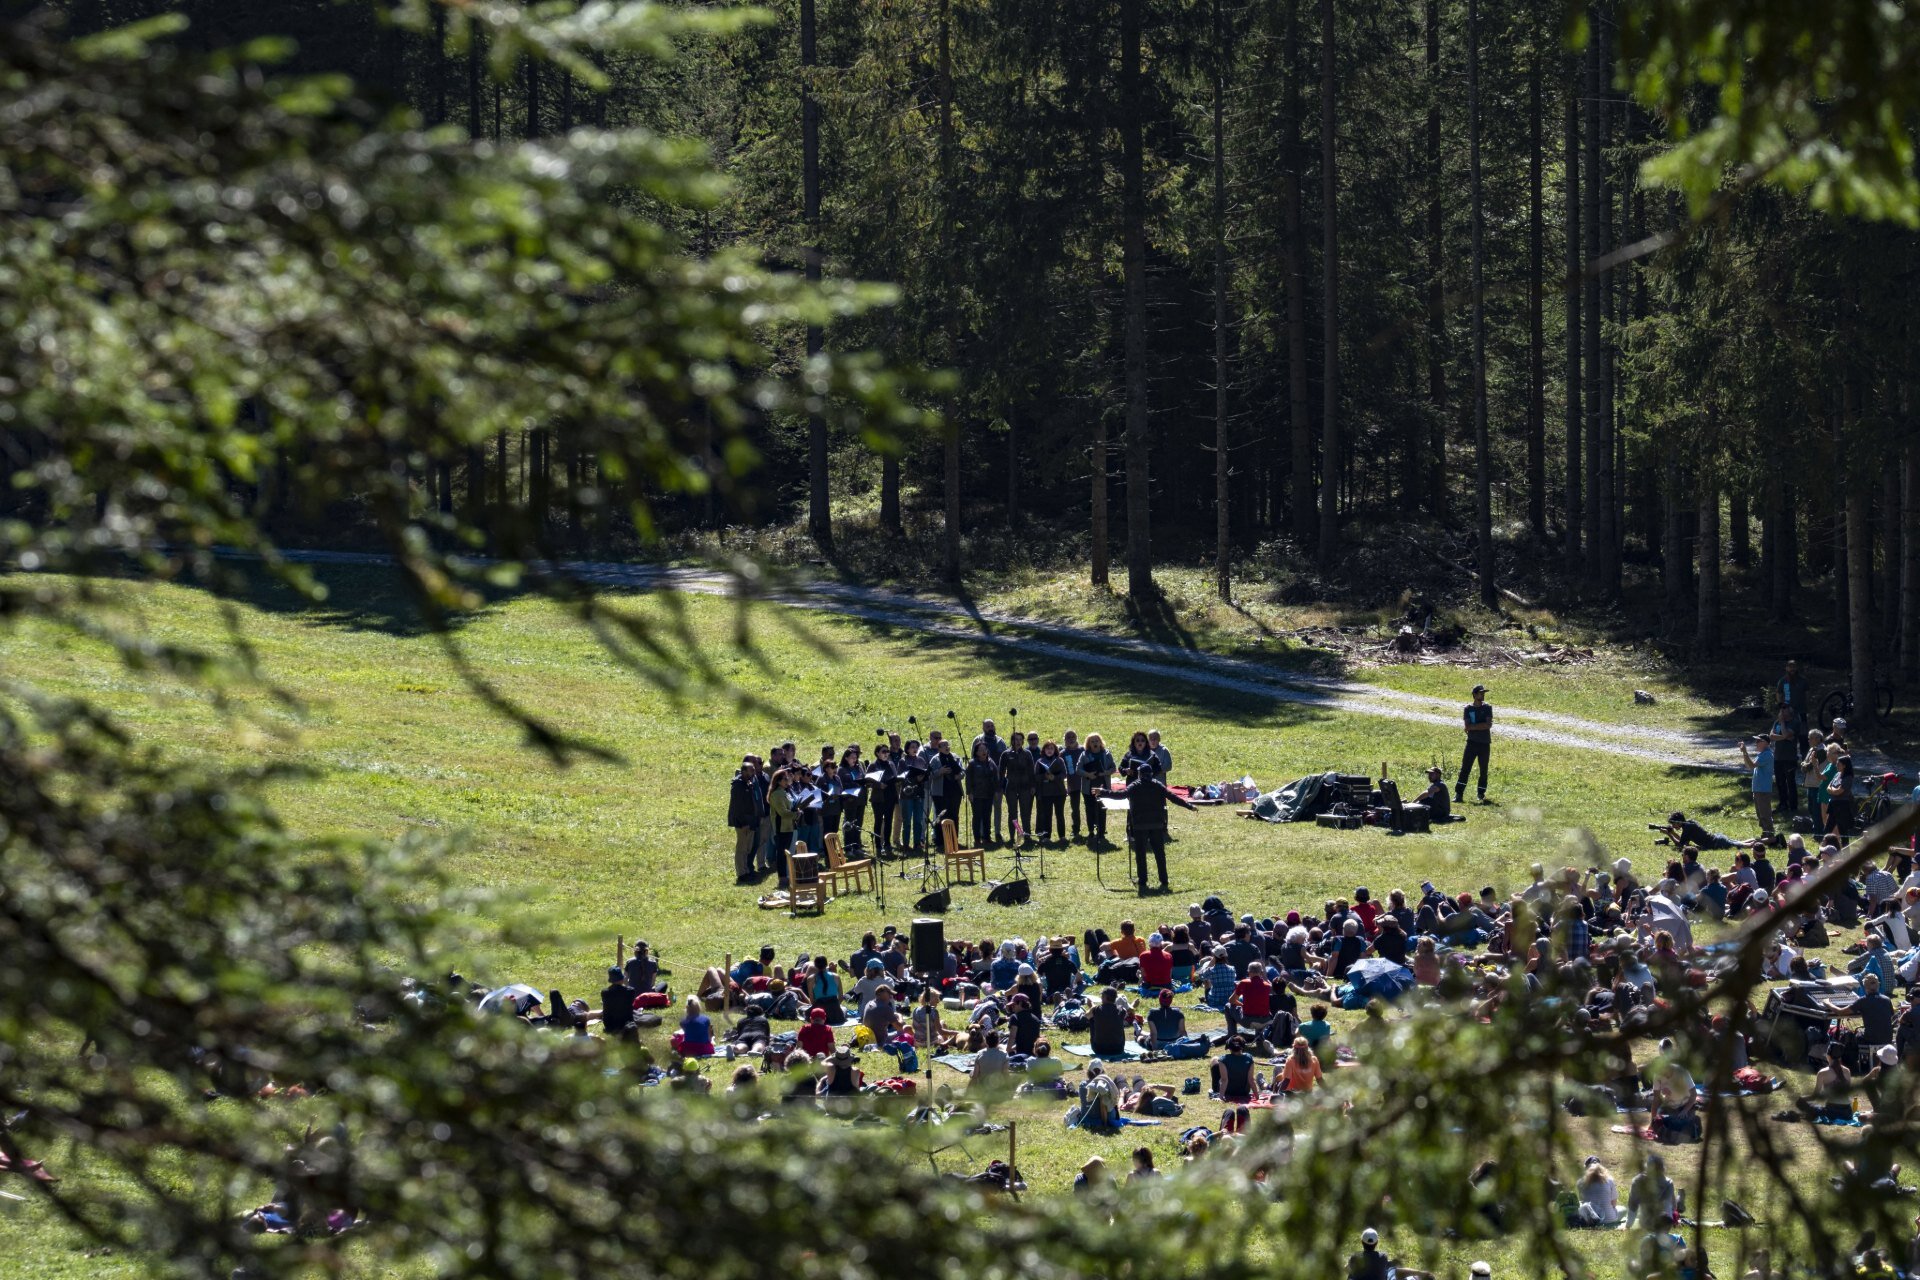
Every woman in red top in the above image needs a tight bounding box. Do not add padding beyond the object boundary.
[1351,887,1382,937]
[1138,934,1174,989]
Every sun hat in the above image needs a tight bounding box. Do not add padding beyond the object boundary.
[1360,1228,1379,1246]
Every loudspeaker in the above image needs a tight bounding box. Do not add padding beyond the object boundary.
[985,878,1031,906]
[914,888,951,913]
[910,917,946,974]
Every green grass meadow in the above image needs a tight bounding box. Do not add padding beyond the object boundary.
[0,568,1831,1277]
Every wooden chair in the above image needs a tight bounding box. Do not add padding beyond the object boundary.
[785,842,826,916]
[821,831,876,896]
[940,818,986,884]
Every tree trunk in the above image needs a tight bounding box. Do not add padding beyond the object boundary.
[1664,469,1692,623]
[1121,0,1153,600]
[1525,7,1546,539]
[1882,465,1901,647]
[1317,0,1340,566]
[1729,497,1749,570]
[432,4,448,125]
[802,0,832,555]
[1834,406,1849,642]
[1562,50,1581,572]
[1213,0,1232,602]
[1007,415,1019,531]
[1285,0,1312,547]
[938,0,961,579]
[1903,440,1919,681]
[1423,0,1445,520]
[1847,475,1877,735]
[1468,0,1494,608]
[1596,8,1617,598]
[524,60,549,536]
[1776,482,1799,620]
[1581,7,1605,592]
[1695,478,1720,654]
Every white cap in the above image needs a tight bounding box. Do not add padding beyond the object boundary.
[1360,1228,1379,1246]
[1880,1044,1900,1066]
[1470,1264,1492,1277]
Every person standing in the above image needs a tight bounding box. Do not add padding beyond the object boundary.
[972,719,1009,842]
[1079,733,1116,845]
[928,735,964,838]
[1739,734,1777,838]
[1060,730,1087,840]
[1457,684,1493,804]
[1778,660,1809,748]
[867,742,898,856]
[836,747,869,852]
[897,739,929,853]
[768,768,800,886]
[964,742,1000,848]
[1035,741,1069,842]
[1101,764,1199,894]
[1148,729,1173,783]
[1000,734,1037,847]
[729,755,768,883]
[1771,710,1801,818]
[1121,730,1159,781]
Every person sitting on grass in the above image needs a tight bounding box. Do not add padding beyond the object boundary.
[1197,946,1238,1011]
[1007,993,1044,1057]
[1323,918,1367,979]
[1142,989,1187,1050]
[860,983,902,1044]
[1277,1035,1324,1094]
[1229,963,1274,1042]
[970,1030,1011,1087]
[1038,937,1083,1002]
[1076,1062,1122,1128]
[1576,1156,1623,1225]
[670,995,715,1057]
[806,955,846,1026]
[1138,933,1174,990]
[1026,1040,1066,1089]
[797,1006,836,1058]
[1088,986,1133,1058]
[1649,1039,1700,1142]
[1300,1004,1333,1049]
[1411,937,1444,987]
[912,988,956,1052]
[1211,1035,1259,1103]
[817,1047,864,1100]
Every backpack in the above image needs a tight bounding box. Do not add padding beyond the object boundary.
[1182,1077,1202,1095]
[1148,1095,1184,1117]
[1053,1001,1091,1032]
[634,991,672,1009]
[1166,1035,1211,1060]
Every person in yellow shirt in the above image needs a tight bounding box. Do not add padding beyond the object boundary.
[1109,919,1148,961]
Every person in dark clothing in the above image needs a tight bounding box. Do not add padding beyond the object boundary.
[1034,741,1069,842]
[600,968,636,1035]
[1120,730,1160,781]
[929,740,964,834]
[1417,766,1451,822]
[1101,766,1199,894]
[728,757,769,882]
[1088,987,1130,1057]
[1000,738,1037,846]
[1007,994,1043,1056]
[624,942,662,994]
[1078,734,1117,843]
[1457,684,1493,803]
[1372,916,1410,965]
[965,743,1000,848]
[835,748,868,852]
[1858,975,1895,1047]
[1326,919,1367,978]
[1211,1036,1257,1102]
[1038,940,1081,1000]
[971,720,1009,842]
[866,743,898,855]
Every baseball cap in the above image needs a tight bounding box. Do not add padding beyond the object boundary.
[1361,1228,1379,1246]
[1471,683,1487,695]
[1470,1264,1492,1278]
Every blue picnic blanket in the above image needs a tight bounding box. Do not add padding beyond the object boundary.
[932,1053,979,1073]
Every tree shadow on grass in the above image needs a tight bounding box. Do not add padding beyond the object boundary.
[824,608,1337,733]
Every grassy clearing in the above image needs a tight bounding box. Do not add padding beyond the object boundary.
[0,567,1860,1275]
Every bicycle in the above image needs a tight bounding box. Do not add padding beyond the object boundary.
[1817,679,1896,733]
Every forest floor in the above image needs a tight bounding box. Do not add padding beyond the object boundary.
[0,562,1907,1277]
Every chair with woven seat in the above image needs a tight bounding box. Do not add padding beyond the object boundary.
[821,831,876,896]
[940,818,986,884]
[785,842,826,916]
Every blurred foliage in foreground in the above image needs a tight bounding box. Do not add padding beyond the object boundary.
[5,4,1920,1278]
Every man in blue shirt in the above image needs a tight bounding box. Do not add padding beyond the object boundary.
[1739,734,1776,837]
[1457,684,1493,804]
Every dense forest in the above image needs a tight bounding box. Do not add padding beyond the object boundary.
[32,0,1920,725]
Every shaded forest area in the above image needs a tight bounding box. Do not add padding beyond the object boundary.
[36,0,1920,720]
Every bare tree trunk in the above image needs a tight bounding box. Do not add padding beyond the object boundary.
[1729,496,1749,570]
[880,456,902,536]
[1284,0,1312,546]
[1664,468,1692,623]
[938,0,961,579]
[1777,482,1799,620]
[1696,477,1720,654]
[1468,0,1494,608]
[1317,0,1340,566]
[1562,50,1582,572]
[1213,0,1232,602]
[1834,408,1849,641]
[1007,415,1019,531]
[1903,439,1919,681]
[1581,6,1605,591]
[802,0,832,555]
[1882,465,1901,647]
[1121,0,1153,600]
[1848,475,1877,734]
[1525,4,1546,539]
[1423,0,1445,519]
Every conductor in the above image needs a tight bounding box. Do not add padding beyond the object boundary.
[1101,765,1198,895]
